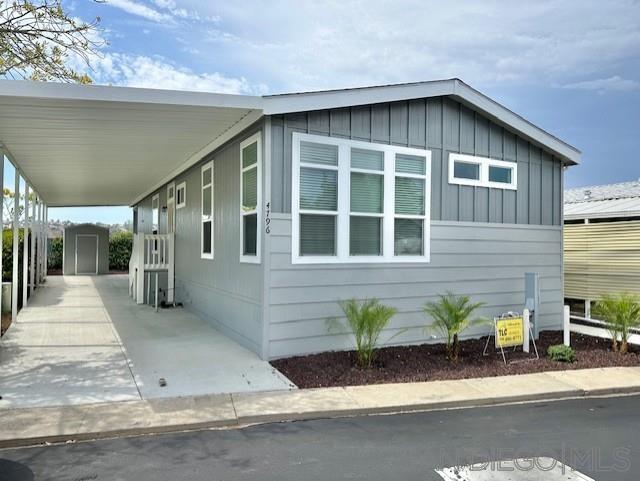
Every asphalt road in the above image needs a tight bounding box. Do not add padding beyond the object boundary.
[1,395,639,481]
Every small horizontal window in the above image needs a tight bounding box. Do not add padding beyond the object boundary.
[489,165,512,184]
[453,161,480,180]
[448,153,517,190]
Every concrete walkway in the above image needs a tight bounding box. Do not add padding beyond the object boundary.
[0,276,293,409]
[1,366,639,448]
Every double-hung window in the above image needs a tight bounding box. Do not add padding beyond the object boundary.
[240,133,262,263]
[176,181,186,209]
[292,132,431,264]
[448,153,517,190]
[201,161,214,259]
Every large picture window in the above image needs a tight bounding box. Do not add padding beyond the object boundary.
[292,132,431,264]
[201,161,214,259]
[240,132,262,263]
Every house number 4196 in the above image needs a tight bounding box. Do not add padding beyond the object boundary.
[265,202,271,234]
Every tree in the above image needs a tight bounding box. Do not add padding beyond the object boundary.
[0,0,102,83]
[593,293,640,354]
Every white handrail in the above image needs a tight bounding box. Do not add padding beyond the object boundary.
[130,233,175,305]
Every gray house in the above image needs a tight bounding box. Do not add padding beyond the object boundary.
[0,78,580,360]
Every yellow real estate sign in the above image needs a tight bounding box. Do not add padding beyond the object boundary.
[495,317,524,348]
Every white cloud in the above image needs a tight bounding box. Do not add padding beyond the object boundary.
[85,52,265,94]
[162,0,640,92]
[105,0,171,23]
[562,76,640,93]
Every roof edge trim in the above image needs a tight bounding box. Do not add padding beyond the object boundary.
[262,78,580,166]
[0,79,264,110]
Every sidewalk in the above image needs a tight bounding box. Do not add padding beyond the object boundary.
[2,366,640,448]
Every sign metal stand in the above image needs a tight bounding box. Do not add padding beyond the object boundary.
[483,309,539,365]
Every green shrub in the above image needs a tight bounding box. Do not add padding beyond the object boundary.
[48,237,63,270]
[548,344,576,363]
[109,231,133,271]
[327,298,397,369]
[424,292,487,362]
[2,228,25,282]
[593,293,640,354]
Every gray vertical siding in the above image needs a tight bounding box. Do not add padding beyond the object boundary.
[266,95,565,358]
[267,216,563,358]
[135,123,266,354]
[270,96,562,226]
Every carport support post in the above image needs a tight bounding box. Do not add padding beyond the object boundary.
[44,204,48,279]
[29,194,35,295]
[11,171,20,322]
[0,153,4,323]
[34,198,40,288]
[22,184,29,307]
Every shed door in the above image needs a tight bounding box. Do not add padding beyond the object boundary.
[75,235,98,275]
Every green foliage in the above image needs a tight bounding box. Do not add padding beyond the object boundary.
[593,293,640,354]
[547,344,576,363]
[2,228,25,282]
[328,298,398,368]
[109,231,133,272]
[48,237,62,270]
[0,0,103,83]
[423,292,487,362]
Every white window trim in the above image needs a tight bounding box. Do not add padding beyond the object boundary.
[291,132,431,264]
[201,161,214,260]
[166,182,175,234]
[240,132,262,264]
[151,193,160,234]
[176,181,186,209]
[448,153,517,190]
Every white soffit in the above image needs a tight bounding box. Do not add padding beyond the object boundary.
[0,80,263,206]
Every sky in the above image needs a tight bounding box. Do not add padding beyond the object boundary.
[11,1,640,223]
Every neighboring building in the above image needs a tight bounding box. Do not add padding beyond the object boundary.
[0,79,580,360]
[564,180,640,317]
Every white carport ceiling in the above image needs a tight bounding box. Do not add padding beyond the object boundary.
[0,80,263,207]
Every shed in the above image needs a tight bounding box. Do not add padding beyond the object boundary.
[63,224,110,275]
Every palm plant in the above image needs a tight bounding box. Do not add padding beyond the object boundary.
[424,292,486,362]
[328,298,397,368]
[593,293,640,354]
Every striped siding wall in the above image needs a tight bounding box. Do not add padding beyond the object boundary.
[270,97,563,226]
[268,215,563,359]
[565,221,640,300]
[135,122,266,354]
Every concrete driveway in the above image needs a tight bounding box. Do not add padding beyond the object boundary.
[0,275,293,409]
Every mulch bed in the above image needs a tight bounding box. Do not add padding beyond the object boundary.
[271,331,640,389]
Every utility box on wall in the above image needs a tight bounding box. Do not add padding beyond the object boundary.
[63,224,110,275]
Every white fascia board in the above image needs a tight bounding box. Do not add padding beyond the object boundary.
[451,80,581,166]
[129,109,264,206]
[262,78,581,166]
[0,79,264,110]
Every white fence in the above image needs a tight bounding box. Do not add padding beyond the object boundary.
[569,313,640,346]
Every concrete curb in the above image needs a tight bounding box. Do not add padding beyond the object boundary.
[2,367,640,449]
